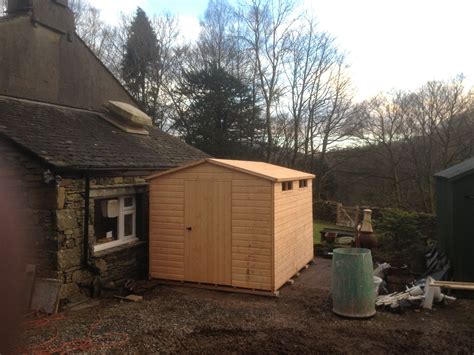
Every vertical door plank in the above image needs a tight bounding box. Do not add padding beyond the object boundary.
[184,180,232,285]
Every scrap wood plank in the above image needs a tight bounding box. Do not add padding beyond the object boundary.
[114,294,143,302]
[430,280,474,290]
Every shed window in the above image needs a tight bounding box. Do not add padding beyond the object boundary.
[299,179,308,188]
[282,181,293,191]
[94,195,137,252]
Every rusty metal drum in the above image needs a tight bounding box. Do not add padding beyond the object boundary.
[331,248,376,318]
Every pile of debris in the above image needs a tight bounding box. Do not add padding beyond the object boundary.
[374,247,459,312]
[376,277,456,311]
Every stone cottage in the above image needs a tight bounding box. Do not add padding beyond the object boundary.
[0,0,206,305]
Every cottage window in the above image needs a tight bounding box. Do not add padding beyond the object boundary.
[299,179,308,188]
[282,181,293,191]
[94,195,137,252]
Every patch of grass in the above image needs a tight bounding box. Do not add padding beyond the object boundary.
[313,220,352,244]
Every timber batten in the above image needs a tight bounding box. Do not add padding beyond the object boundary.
[147,159,315,292]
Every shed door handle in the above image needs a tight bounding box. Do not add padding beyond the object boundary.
[186,226,192,231]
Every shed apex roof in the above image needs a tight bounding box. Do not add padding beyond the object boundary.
[434,157,474,181]
[146,158,315,182]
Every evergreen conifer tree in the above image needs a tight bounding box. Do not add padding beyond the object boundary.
[121,7,158,115]
[175,65,263,158]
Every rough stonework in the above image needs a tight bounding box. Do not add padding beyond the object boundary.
[56,176,150,302]
[1,137,149,304]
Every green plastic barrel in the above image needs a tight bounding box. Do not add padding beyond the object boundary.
[331,248,375,318]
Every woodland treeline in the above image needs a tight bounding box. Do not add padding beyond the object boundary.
[1,0,473,212]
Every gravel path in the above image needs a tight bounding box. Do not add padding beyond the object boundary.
[20,258,474,353]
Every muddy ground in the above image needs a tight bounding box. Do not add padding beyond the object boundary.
[20,258,474,353]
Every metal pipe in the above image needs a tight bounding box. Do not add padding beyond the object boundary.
[82,172,90,266]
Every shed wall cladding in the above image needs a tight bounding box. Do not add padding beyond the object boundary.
[274,179,314,290]
[148,159,314,292]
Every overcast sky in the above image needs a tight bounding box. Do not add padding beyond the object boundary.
[93,0,474,101]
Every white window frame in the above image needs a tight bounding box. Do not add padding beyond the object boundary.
[94,195,138,252]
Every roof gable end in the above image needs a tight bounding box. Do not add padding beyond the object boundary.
[146,158,315,182]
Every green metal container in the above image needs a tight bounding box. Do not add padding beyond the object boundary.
[435,160,474,283]
[331,248,375,318]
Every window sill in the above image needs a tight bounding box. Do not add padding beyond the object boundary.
[93,238,145,257]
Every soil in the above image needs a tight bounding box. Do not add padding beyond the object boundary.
[19,258,474,353]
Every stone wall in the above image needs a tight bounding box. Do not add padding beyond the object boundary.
[57,176,149,302]
[0,137,150,305]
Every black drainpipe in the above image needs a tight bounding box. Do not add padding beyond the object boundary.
[82,172,90,266]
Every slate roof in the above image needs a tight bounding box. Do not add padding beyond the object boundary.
[0,96,207,170]
[434,157,474,181]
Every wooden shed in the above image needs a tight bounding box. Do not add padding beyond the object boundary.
[146,158,315,294]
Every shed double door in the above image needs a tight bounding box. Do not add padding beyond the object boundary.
[184,180,232,285]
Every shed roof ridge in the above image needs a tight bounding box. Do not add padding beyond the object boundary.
[208,158,315,182]
[146,158,315,181]
[207,158,277,181]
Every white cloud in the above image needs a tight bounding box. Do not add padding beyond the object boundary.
[305,0,474,100]
[94,0,146,24]
[93,1,201,43]
[92,0,474,100]
[176,15,201,43]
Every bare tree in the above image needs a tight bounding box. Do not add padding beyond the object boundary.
[148,13,184,130]
[400,76,473,212]
[70,0,125,77]
[241,0,299,160]
[358,94,405,207]
[285,17,322,166]
[280,13,356,199]
[197,0,237,70]
[311,63,356,199]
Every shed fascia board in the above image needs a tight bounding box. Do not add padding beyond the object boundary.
[145,158,315,182]
[145,159,208,180]
[434,157,474,181]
